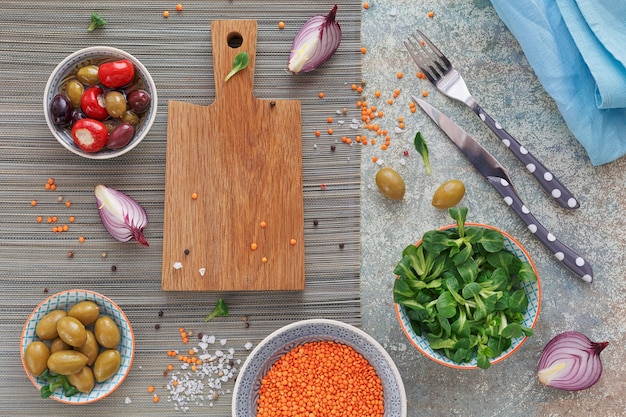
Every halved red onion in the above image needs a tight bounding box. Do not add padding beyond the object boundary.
[287,5,341,74]
[537,331,608,391]
[94,184,149,246]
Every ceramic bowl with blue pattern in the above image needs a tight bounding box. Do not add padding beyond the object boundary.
[20,289,134,404]
[395,223,541,369]
[232,319,407,417]
[44,46,157,159]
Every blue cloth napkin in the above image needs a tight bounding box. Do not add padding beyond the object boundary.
[490,0,626,166]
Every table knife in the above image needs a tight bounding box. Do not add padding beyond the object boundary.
[413,97,593,283]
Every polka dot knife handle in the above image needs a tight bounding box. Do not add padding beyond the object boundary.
[474,105,580,210]
[486,175,593,283]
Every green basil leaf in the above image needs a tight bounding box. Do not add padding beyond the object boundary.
[225,51,250,82]
[413,131,431,174]
[500,323,524,339]
[479,229,505,252]
[508,289,529,313]
[462,282,482,299]
[436,291,457,318]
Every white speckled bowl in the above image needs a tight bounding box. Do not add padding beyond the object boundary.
[233,319,407,417]
[395,223,542,369]
[44,46,157,159]
[20,290,134,404]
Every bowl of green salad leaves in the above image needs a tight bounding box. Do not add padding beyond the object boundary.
[393,207,541,369]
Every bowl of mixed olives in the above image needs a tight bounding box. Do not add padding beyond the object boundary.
[44,46,157,159]
[20,290,134,404]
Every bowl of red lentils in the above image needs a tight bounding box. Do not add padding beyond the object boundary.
[232,319,407,417]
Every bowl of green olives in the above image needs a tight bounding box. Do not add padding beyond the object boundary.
[44,46,157,159]
[20,290,134,404]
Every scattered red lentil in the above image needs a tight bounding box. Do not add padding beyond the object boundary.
[148,385,155,393]
[318,92,325,99]
[315,130,321,137]
[363,2,370,9]
[360,47,367,54]
[250,242,258,251]
[163,10,169,18]
[422,90,429,97]
[191,192,198,200]
[261,257,268,263]
[427,11,435,18]
[78,236,85,243]
[176,3,183,11]
[290,238,297,245]
[65,200,71,207]
[31,200,37,207]
[153,395,160,403]
[69,216,75,223]
[256,341,384,417]
[397,71,403,79]
[278,21,285,29]
[260,221,267,228]
[327,117,333,123]
[327,128,334,135]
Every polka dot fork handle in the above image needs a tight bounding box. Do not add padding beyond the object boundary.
[486,176,592,282]
[414,97,594,283]
[472,104,579,209]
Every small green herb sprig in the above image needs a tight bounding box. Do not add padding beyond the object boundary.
[39,369,79,398]
[225,52,250,82]
[393,207,536,369]
[87,12,106,32]
[413,131,431,175]
[204,298,228,322]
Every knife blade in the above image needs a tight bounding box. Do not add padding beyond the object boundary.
[413,97,593,283]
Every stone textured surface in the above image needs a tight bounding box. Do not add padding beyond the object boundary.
[360,1,626,416]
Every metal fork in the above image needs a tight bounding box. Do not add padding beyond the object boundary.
[405,30,580,210]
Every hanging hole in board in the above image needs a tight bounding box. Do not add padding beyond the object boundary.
[227,32,244,48]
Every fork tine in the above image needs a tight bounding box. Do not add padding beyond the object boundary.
[416,30,452,70]
[404,36,439,84]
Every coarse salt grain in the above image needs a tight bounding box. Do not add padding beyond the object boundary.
[199,268,206,276]
[173,261,183,270]
[125,397,132,404]
[244,342,253,350]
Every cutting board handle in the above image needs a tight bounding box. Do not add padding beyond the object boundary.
[212,20,257,104]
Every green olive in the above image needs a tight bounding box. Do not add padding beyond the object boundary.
[56,316,87,347]
[67,365,95,394]
[65,79,84,108]
[50,337,71,353]
[24,341,50,377]
[93,349,122,383]
[35,309,67,340]
[75,330,99,366]
[119,110,139,126]
[432,179,466,209]
[46,350,88,375]
[94,316,120,349]
[375,167,406,200]
[68,300,100,326]
[76,65,99,85]
[104,91,127,118]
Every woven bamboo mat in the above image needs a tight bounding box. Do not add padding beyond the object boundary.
[0,1,361,415]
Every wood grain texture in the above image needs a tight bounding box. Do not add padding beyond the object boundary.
[162,20,304,291]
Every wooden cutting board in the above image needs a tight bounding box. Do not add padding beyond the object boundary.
[162,20,304,291]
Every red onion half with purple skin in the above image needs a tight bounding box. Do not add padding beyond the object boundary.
[95,184,149,246]
[537,331,608,391]
[287,5,341,74]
